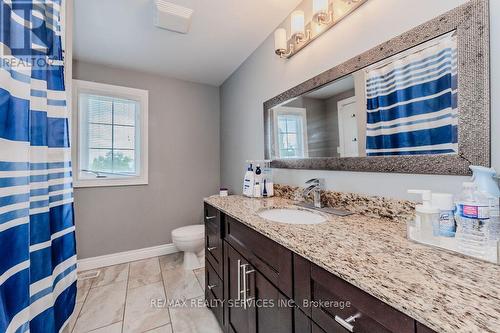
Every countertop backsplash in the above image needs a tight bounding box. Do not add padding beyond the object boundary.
[273,184,416,222]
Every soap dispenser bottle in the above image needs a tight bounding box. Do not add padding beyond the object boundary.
[408,190,440,244]
[243,164,255,197]
[253,165,262,198]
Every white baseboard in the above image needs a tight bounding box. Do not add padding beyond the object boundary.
[77,243,179,272]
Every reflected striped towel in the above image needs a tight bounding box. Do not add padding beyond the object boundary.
[365,32,458,156]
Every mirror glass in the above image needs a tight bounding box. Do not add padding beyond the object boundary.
[267,31,457,159]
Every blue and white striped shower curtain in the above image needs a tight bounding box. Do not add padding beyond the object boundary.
[365,33,458,156]
[0,1,77,332]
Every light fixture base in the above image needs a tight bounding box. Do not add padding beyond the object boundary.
[276,0,367,59]
[313,11,332,25]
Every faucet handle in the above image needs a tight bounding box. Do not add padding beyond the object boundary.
[305,178,323,186]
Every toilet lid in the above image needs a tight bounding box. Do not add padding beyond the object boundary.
[172,224,204,240]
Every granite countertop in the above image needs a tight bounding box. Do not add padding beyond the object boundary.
[204,195,500,333]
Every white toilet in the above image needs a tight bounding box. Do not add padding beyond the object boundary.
[171,224,205,270]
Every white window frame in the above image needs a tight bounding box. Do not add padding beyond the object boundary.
[272,107,309,159]
[72,80,149,188]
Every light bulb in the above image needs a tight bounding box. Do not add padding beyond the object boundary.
[290,10,305,37]
[274,28,287,53]
[313,0,329,15]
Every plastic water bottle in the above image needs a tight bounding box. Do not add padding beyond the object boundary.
[455,182,491,259]
[489,206,500,235]
[469,166,500,262]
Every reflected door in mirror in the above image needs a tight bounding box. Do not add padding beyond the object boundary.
[337,97,360,158]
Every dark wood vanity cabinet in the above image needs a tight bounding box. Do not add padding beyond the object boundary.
[224,243,293,333]
[204,203,436,333]
[224,215,293,298]
[294,255,415,333]
[204,203,223,278]
[416,323,437,333]
[204,203,225,328]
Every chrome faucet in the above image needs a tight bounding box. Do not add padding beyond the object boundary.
[303,178,323,208]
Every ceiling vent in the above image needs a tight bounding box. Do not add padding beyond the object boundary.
[154,0,194,34]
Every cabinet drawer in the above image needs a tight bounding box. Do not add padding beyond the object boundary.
[206,259,223,301]
[296,306,354,333]
[311,264,414,333]
[294,255,415,333]
[224,216,293,298]
[416,322,436,333]
[206,222,222,275]
[296,308,350,333]
[206,259,224,327]
[204,203,223,278]
[204,203,220,230]
[312,321,347,333]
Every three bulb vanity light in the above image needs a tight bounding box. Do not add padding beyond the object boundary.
[274,0,367,58]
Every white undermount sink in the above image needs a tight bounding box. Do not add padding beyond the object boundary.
[257,208,327,225]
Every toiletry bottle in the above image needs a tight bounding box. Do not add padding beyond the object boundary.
[262,166,274,197]
[266,181,274,197]
[432,193,456,238]
[254,165,262,197]
[470,165,500,243]
[243,164,255,197]
[488,203,500,262]
[253,183,262,198]
[470,166,500,197]
[489,203,500,240]
[262,179,268,197]
[455,182,490,259]
[408,190,440,244]
[255,165,262,182]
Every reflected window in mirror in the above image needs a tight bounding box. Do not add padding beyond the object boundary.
[272,107,308,159]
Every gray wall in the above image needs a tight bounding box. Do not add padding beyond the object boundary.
[73,61,220,259]
[302,97,329,157]
[220,0,499,200]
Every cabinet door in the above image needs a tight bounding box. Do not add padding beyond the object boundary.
[247,267,293,333]
[225,243,252,333]
[224,242,294,333]
[225,216,293,297]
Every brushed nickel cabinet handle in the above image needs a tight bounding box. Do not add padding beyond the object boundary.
[207,284,217,290]
[242,263,248,309]
[237,259,242,301]
[334,313,361,332]
[207,247,217,251]
[244,268,255,309]
[205,216,216,220]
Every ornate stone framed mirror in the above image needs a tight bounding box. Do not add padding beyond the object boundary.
[264,0,489,175]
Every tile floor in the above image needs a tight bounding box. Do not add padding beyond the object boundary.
[64,253,223,333]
